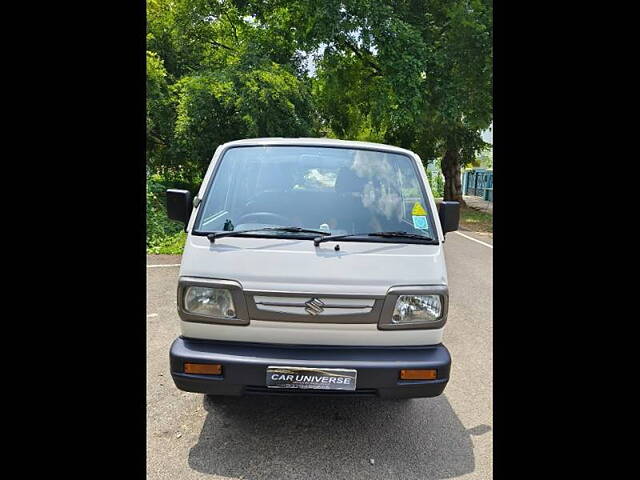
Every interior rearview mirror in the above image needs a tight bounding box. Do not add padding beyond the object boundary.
[438,201,460,234]
[166,189,192,231]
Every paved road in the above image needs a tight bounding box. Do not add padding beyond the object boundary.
[147,231,492,479]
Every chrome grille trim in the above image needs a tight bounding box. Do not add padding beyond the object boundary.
[254,296,375,309]
[245,291,383,323]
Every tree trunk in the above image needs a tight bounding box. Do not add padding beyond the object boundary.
[441,149,466,205]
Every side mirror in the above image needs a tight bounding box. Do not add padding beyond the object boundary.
[438,201,460,234]
[166,189,192,231]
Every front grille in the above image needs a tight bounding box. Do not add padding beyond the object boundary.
[245,292,383,323]
[244,386,378,397]
[253,296,375,316]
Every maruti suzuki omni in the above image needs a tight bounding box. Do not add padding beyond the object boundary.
[166,138,460,398]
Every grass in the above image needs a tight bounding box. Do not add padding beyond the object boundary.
[147,230,187,255]
[459,206,493,233]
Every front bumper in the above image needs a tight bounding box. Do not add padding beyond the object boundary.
[170,337,451,399]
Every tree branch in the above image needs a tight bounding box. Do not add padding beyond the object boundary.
[189,30,237,52]
[224,12,238,44]
[339,37,383,75]
[211,39,236,51]
[148,130,169,146]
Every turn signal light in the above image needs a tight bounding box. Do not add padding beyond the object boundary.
[400,369,437,380]
[184,363,222,375]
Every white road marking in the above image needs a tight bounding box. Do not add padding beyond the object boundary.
[454,231,493,249]
[147,264,181,268]
[147,313,158,318]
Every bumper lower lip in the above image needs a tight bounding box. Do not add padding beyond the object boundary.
[170,337,451,399]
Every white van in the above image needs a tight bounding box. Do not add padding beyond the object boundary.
[166,138,460,399]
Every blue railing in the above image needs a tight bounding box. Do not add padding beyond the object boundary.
[462,169,493,201]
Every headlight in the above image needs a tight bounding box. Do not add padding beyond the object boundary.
[392,295,443,324]
[184,286,236,318]
[378,287,448,330]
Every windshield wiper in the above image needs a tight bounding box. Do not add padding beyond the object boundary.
[208,226,331,243]
[313,231,434,246]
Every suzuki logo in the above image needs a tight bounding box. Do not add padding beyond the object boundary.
[304,298,325,316]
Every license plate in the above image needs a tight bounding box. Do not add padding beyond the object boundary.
[266,366,357,391]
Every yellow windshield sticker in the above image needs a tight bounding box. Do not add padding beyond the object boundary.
[411,202,427,216]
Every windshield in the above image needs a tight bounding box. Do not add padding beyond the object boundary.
[194,145,437,240]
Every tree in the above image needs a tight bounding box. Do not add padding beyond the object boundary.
[146,0,493,203]
[171,63,315,177]
[146,0,318,181]
[244,0,493,203]
[146,51,176,172]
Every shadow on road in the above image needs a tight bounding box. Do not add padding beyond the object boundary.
[188,394,481,479]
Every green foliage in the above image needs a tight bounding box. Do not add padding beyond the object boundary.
[475,148,493,168]
[463,145,493,169]
[146,0,318,180]
[169,63,315,178]
[250,0,493,164]
[236,63,314,137]
[428,171,445,198]
[172,73,243,177]
[147,51,177,171]
[146,176,188,254]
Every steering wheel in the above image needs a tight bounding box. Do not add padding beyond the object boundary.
[236,212,291,226]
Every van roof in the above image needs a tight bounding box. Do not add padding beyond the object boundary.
[220,137,417,157]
